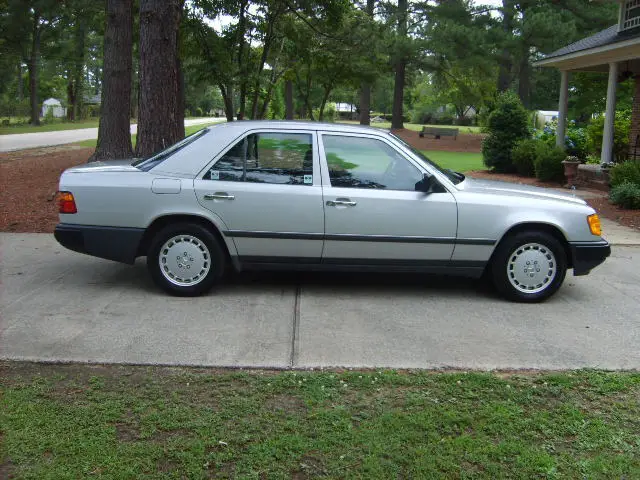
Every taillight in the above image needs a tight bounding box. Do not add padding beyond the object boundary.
[57,191,77,214]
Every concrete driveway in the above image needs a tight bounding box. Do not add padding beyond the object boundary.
[1,232,638,370]
[0,118,224,152]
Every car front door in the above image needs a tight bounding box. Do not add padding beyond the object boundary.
[194,129,324,263]
[319,132,457,266]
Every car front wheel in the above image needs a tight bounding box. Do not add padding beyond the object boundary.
[491,231,567,302]
[147,223,225,296]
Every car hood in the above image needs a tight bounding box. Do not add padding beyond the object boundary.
[65,159,141,173]
[458,177,587,205]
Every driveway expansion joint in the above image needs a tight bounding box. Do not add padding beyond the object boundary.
[289,285,301,368]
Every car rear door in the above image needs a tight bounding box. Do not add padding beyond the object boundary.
[318,132,458,266]
[194,129,324,263]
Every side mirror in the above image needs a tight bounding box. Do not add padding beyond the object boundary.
[415,174,441,193]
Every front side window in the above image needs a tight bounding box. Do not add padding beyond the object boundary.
[204,132,313,185]
[322,135,423,191]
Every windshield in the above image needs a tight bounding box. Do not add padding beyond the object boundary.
[132,128,209,171]
[389,133,465,185]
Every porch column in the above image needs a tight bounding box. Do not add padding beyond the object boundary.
[556,70,569,149]
[601,62,619,165]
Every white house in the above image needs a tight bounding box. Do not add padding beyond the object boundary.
[41,98,66,118]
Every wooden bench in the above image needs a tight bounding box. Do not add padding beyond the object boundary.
[418,126,459,140]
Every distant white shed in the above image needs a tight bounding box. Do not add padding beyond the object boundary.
[42,98,67,118]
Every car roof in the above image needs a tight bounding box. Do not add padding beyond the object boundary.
[208,120,389,135]
[153,120,393,177]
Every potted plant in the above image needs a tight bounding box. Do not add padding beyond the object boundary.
[561,155,581,188]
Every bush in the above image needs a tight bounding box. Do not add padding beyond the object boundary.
[511,138,540,176]
[534,143,566,182]
[482,91,530,173]
[535,121,588,160]
[195,107,204,117]
[184,108,191,118]
[609,161,640,188]
[585,111,631,160]
[609,182,640,209]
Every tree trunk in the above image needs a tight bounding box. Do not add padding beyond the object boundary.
[497,0,514,92]
[318,86,332,121]
[285,79,294,120]
[517,40,531,108]
[28,10,41,126]
[72,12,86,120]
[136,0,183,157]
[238,83,246,120]
[17,62,23,102]
[391,0,407,130]
[67,76,76,121]
[359,0,375,126]
[220,83,234,122]
[236,0,247,120]
[89,0,133,162]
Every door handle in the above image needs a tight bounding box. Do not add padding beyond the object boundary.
[326,199,357,207]
[203,192,235,200]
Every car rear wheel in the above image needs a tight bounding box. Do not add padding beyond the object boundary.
[147,223,225,296]
[491,231,567,302]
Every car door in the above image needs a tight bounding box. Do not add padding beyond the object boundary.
[194,129,324,263]
[318,132,458,265]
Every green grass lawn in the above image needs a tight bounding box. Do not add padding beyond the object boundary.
[1,363,639,479]
[74,122,219,149]
[423,150,485,172]
[0,119,101,135]
[338,120,483,135]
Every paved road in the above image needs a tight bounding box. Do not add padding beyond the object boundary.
[1,233,638,370]
[0,118,224,153]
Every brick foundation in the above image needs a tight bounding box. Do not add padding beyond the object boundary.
[630,75,640,160]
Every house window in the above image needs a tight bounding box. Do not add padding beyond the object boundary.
[622,0,640,30]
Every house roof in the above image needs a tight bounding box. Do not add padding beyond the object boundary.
[541,24,640,61]
[43,98,61,105]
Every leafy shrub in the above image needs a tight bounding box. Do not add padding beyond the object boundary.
[482,92,530,173]
[609,161,640,188]
[535,121,588,160]
[195,107,204,117]
[534,143,566,182]
[609,182,640,209]
[585,111,631,160]
[184,109,191,118]
[511,138,540,176]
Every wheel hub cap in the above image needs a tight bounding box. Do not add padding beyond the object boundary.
[507,243,557,294]
[159,235,211,287]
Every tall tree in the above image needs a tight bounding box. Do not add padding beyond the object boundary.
[391,0,408,129]
[359,0,375,125]
[284,78,294,119]
[89,0,133,162]
[136,0,184,158]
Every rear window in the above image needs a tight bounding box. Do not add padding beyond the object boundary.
[133,128,209,171]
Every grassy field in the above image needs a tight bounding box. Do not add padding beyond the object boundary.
[74,122,219,149]
[424,150,485,172]
[1,363,639,479]
[338,120,483,135]
[0,119,101,135]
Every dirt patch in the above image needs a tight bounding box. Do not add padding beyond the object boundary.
[264,394,307,415]
[393,128,484,153]
[467,170,640,232]
[0,146,93,233]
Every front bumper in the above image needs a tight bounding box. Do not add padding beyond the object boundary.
[54,223,144,264]
[569,240,611,276]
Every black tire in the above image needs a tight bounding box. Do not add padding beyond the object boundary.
[146,222,225,296]
[490,231,567,303]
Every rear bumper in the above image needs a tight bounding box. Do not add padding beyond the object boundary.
[569,240,611,276]
[54,223,144,264]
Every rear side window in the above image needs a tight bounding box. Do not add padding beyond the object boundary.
[133,128,208,171]
[204,132,313,185]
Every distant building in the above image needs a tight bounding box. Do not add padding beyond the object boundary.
[334,103,357,120]
[41,98,66,118]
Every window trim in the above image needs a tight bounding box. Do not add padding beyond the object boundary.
[198,129,319,187]
[317,131,454,193]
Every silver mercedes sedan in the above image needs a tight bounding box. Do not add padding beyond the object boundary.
[55,121,610,302]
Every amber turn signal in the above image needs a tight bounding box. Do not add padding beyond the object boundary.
[57,191,77,214]
[587,214,601,236]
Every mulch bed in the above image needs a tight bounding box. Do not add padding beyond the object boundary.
[0,146,92,233]
[0,132,638,233]
[392,128,483,152]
